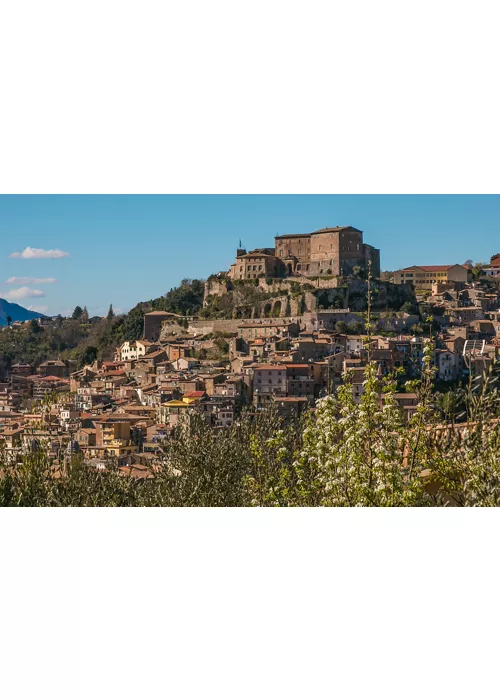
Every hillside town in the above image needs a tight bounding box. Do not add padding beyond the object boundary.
[1,225,500,476]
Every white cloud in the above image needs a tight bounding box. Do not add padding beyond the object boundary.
[5,276,57,285]
[10,247,70,259]
[4,287,46,301]
[27,305,49,314]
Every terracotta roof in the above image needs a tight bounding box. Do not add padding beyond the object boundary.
[251,364,285,371]
[401,265,460,272]
[275,226,361,240]
[274,232,311,240]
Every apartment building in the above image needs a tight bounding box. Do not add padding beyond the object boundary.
[394,264,468,290]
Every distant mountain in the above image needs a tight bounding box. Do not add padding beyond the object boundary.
[0,298,45,326]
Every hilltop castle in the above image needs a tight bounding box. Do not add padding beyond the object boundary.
[228,226,380,281]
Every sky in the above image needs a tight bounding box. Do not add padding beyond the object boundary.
[0,194,498,317]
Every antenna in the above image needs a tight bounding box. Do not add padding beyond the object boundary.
[463,339,485,357]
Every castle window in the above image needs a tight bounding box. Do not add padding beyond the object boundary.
[319,245,322,251]
[357,244,360,251]
[298,248,301,255]
[280,249,283,256]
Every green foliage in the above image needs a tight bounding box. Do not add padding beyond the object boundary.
[471,262,485,281]
[72,306,84,320]
[152,279,205,316]
[0,279,206,370]
[347,321,365,334]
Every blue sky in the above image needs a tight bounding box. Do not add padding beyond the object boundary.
[0,195,498,317]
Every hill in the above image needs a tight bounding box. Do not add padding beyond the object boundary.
[0,298,45,326]
[0,279,206,372]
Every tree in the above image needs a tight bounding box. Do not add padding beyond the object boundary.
[6,315,12,327]
[157,279,205,316]
[81,306,89,323]
[81,345,98,367]
[30,319,41,334]
[471,262,485,281]
[347,321,364,334]
[107,304,115,321]
[122,308,144,341]
[72,306,83,320]
[435,390,461,424]
[336,321,348,334]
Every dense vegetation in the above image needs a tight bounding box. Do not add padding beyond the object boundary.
[0,279,206,371]
[3,347,500,507]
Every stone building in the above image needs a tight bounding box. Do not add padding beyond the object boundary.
[227,226,380,281]
[275,226,380,278]
[229,248,285,280]
[143,311,175,342]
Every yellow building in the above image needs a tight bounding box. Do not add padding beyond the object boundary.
[157,395,204,427]
[94,420,139,457]
[394,264,468,290]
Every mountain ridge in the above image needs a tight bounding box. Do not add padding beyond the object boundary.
[0,298,45,326]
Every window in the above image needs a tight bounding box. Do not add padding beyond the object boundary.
[298,248,301,255]
[280,249,283,256]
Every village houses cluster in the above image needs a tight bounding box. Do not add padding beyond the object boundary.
[1,224,500,476]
